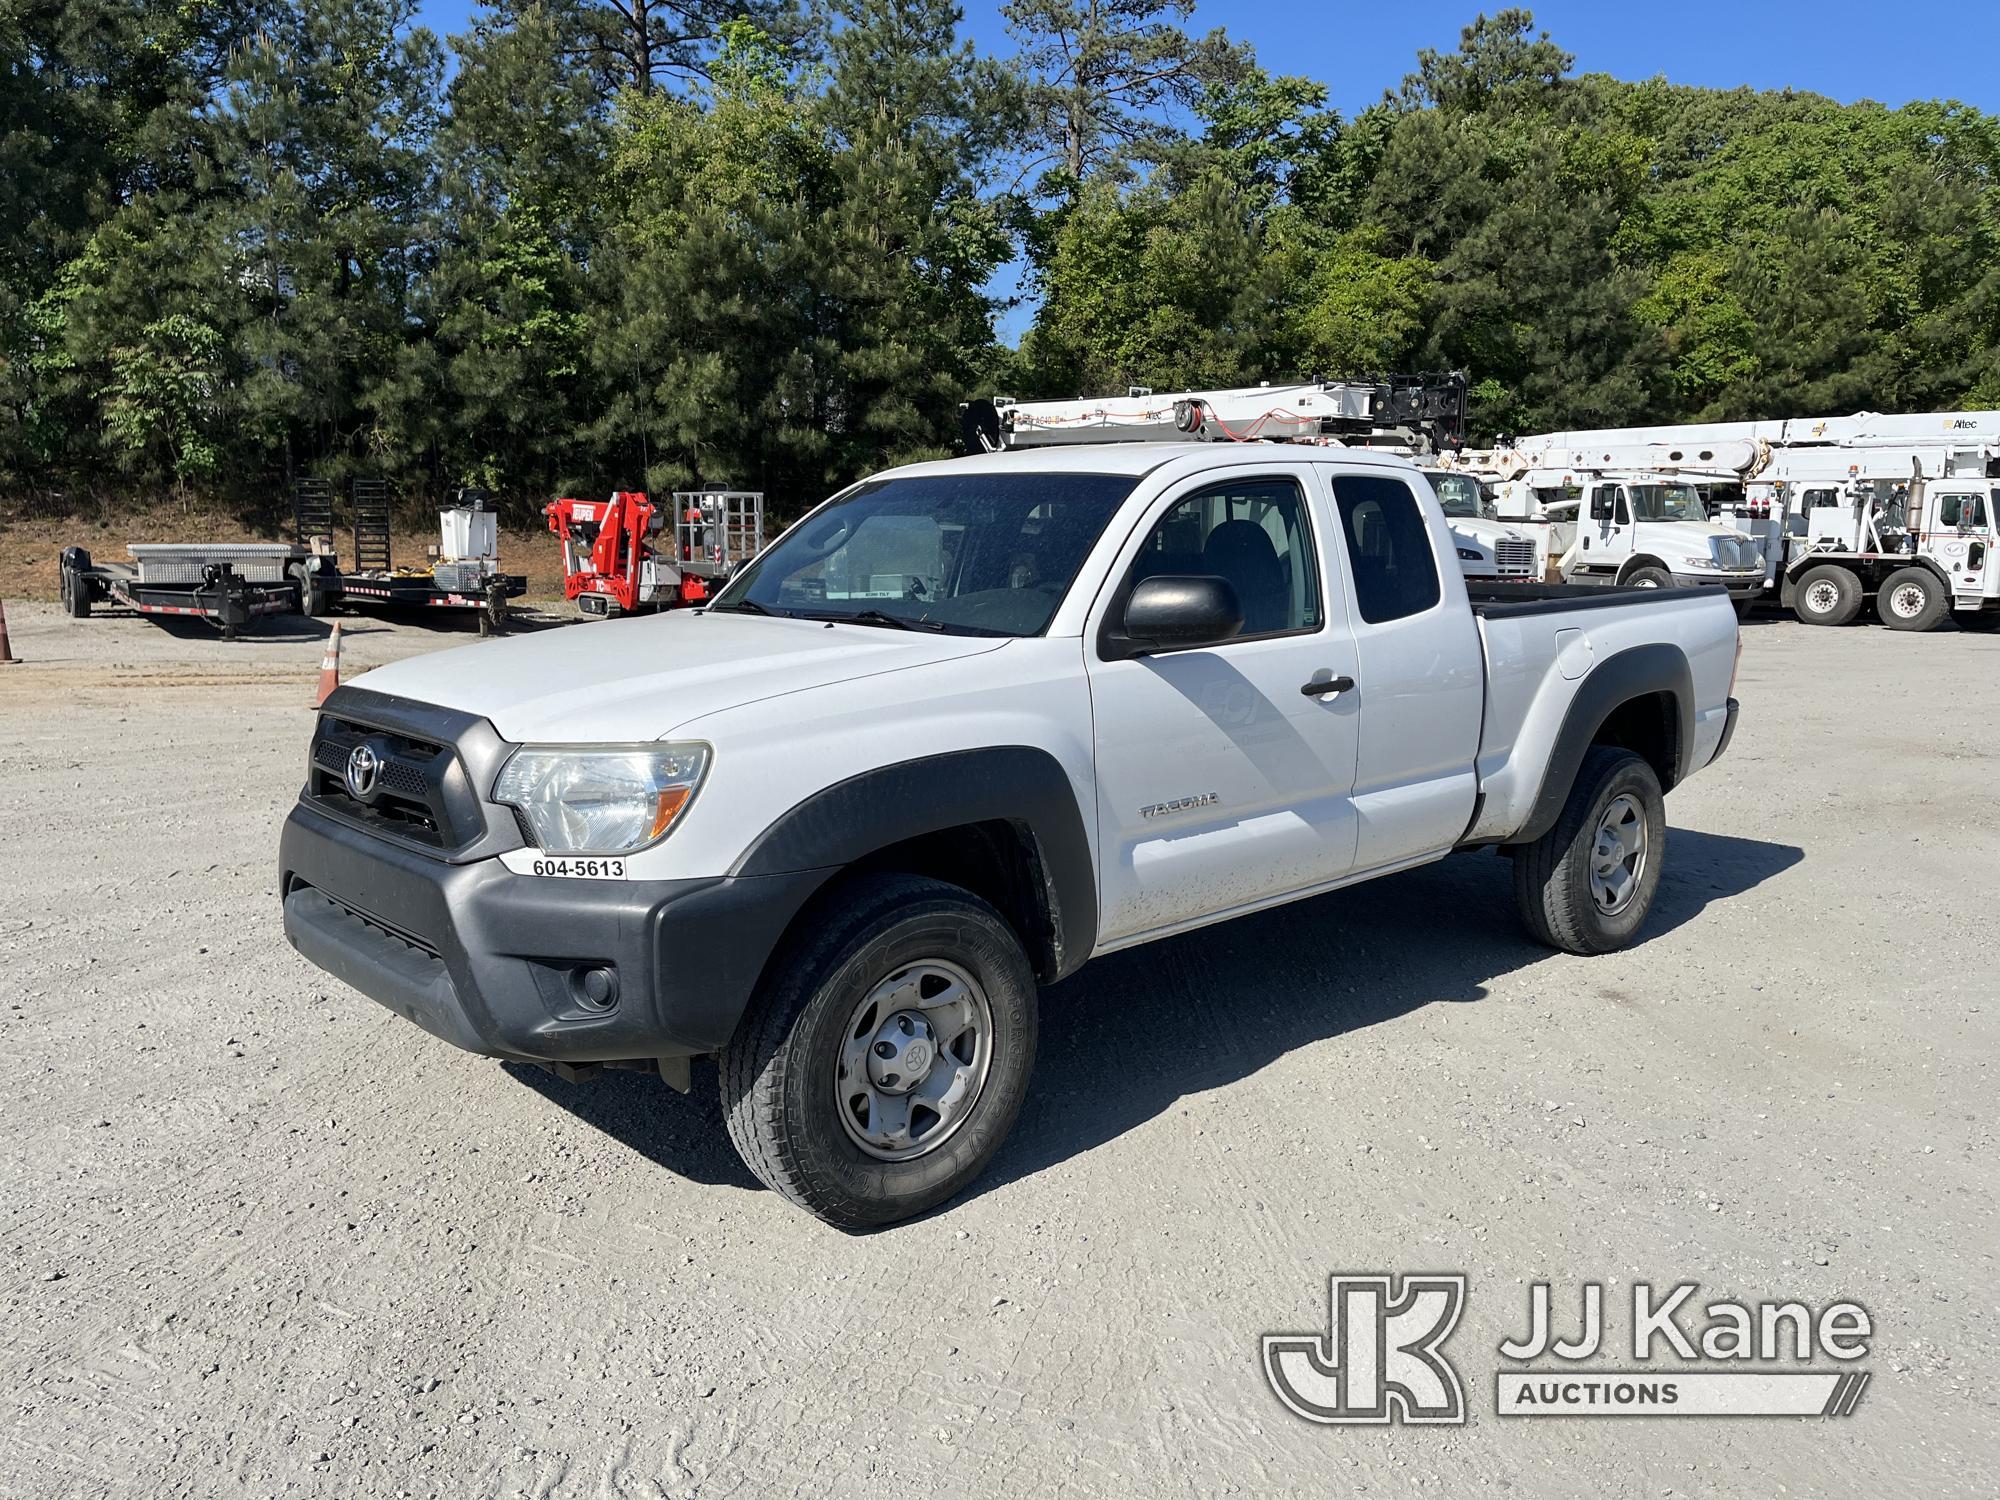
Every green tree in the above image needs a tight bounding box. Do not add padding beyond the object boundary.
[432,0,609,499]
[1001,0,1248,198]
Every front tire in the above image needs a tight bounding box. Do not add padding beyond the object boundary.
[1875,566,1947,631]
[1512,746,1666,955]
[1625,564,1673,589]
[720,874,1039,1230]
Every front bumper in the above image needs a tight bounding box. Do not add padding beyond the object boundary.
[280,799,829,1062]
[1671,570,1765,600]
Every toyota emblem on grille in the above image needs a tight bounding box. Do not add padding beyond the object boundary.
[344,743,382,800]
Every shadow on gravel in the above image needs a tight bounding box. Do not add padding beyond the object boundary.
[499,829,1800,1207]
[134,611,392,643]
[500,1059,761,1191]
[979,828,1803,1200]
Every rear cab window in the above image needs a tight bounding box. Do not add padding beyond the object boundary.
[1329,473,1443,624]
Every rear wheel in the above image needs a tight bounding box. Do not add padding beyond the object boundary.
[1875,566,1948,632]
[720,874,1039,1230]
[1512,746,1666,956]
[1625,564,1673,589]
[1792,564,1861,626]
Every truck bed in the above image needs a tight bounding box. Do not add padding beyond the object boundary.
[1465,581,1712,617]
[1461,581,1739,846]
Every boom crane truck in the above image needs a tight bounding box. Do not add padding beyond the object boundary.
[1515,410,2000,630]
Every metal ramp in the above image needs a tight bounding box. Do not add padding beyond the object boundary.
[293,478,335,547]
[351,479,393,572]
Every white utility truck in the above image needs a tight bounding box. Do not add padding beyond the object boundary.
[1518,411,2000,629]
[281,438,1741,1228]
[1437,450,1767,605]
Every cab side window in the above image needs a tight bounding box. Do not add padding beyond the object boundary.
[1940,493,1989,528]
[1131,477,1321,637]
[1331,474,1442,624]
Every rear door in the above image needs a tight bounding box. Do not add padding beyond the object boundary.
[1085,464,1361,946]
[1321,466,1486,871]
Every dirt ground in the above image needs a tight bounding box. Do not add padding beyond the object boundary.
[1,602,1995,1499]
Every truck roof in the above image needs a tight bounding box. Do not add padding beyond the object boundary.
[875,442,1428,484]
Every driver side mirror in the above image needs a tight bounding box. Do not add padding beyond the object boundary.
[1109,575,1243,659]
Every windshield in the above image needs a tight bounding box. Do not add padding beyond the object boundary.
[1424,472,1489,518]
[1625,482,1705,523]
[712,471,1138,636]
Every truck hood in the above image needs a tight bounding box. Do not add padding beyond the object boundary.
[1449,516,1535,543]
[348,611,1009,742]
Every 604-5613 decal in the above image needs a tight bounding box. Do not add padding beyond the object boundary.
[530,857,627,879]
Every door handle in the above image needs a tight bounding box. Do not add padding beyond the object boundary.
[1300,675,1355,698]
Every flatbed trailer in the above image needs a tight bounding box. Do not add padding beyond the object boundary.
[311,481,524,629]
[60,543,307,638]
[328,569,526,625]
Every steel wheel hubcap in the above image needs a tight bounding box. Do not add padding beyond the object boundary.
[1889,584,1925,617]
[1807,581,1838,612]
[836,960,993,1161]
[1588,793,1648,917]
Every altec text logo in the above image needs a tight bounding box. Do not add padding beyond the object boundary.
[1262,1275,1468,1425]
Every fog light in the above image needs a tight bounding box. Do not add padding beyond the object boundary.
[572,965,619,1011]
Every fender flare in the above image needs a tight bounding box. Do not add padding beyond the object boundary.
[730,746,1098,978]
[1617,554,1672,583]
[1515,643,1694,845]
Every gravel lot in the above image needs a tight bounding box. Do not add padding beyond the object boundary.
[2,601,1995,1498]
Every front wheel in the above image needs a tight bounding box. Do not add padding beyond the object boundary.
[1625,564,1673,589]
[720,874,1039,1230]
[1511,746,1666,955]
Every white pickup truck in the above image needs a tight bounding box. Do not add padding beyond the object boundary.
[280,444,1742,1228]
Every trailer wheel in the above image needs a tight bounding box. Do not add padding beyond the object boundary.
[720,873,1038,1230]
[1792,564,1861,626]
[1624,564,1673,589]
[59,548,93,618]
[1875,566,1948,632]
[291,563,325,617]
[1511,746,1666,956]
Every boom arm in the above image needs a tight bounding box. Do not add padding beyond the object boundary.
[961,373,1469,456]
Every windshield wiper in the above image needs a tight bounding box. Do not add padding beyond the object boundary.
[711,598,778,616]
[813,609,945,632]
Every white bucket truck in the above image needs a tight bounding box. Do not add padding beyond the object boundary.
[1520,411,2000,630]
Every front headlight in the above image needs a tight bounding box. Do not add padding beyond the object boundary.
[1680,555,1720,571]
[1456,546,1486,561]
[493,744,709,854]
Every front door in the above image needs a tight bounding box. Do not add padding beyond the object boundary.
[1932,487,1997,600]
[1086,466,1361,946]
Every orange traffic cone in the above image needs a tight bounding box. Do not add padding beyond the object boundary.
[314,621,342,705]
[0,599,19,665]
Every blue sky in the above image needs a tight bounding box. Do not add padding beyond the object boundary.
[413,0,2000,112]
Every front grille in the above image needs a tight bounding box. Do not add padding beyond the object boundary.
[308,715,460,849]
[299,686,522,864]
[1494,539,1539,576]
